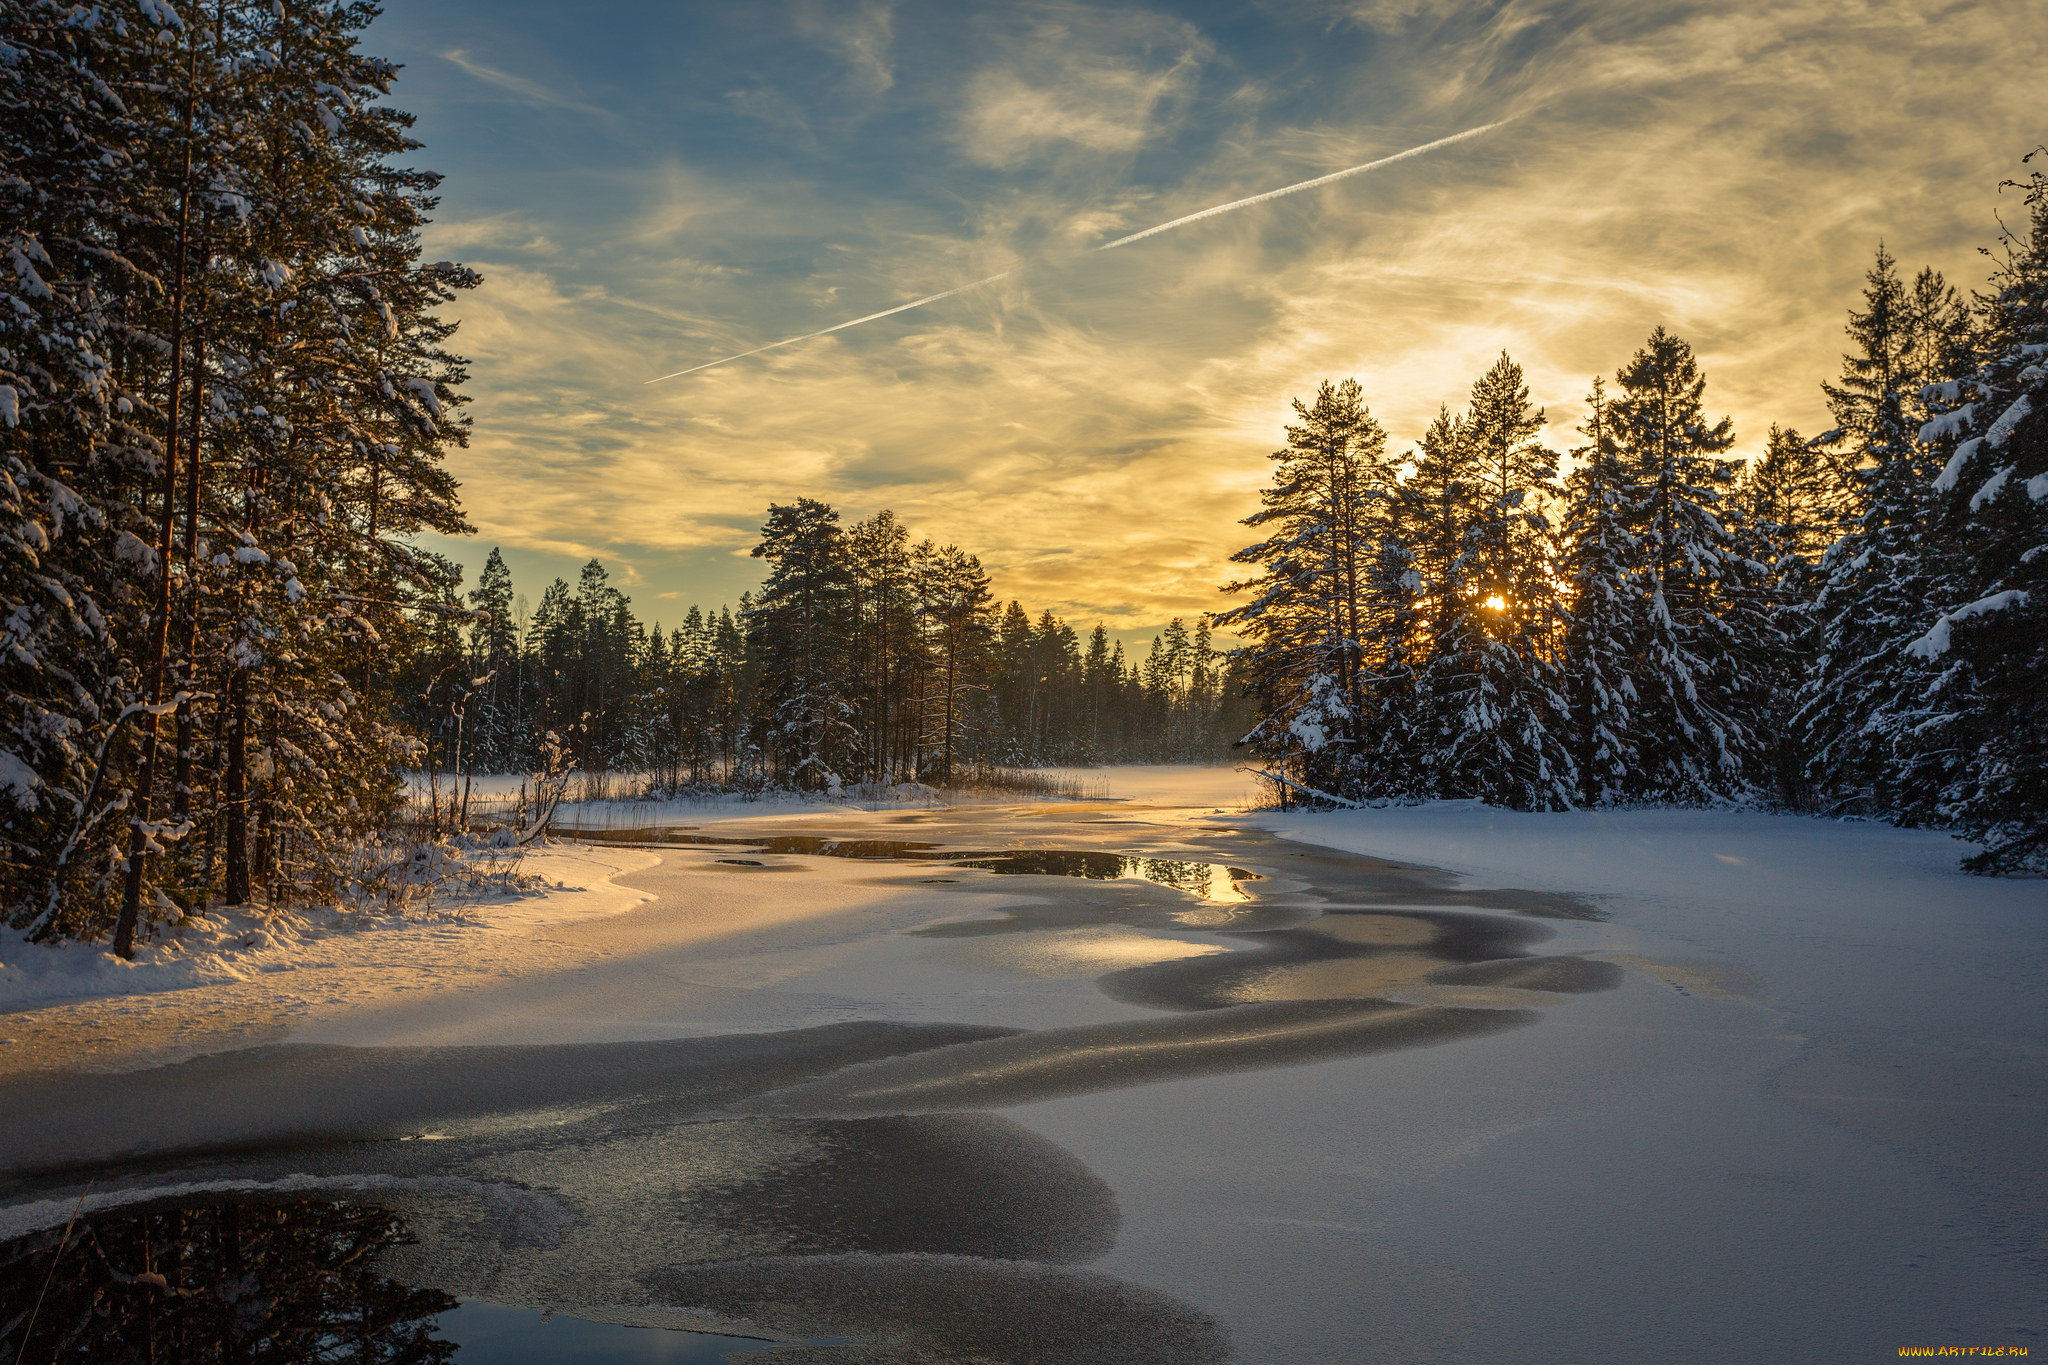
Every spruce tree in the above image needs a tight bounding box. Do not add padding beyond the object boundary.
[1561,378,1639,805]
[1607,327,1749,800]
[1408,356,1574,810]
[915,545,994,782]
[748,499,857,787]
[1903,158,2048,871]
[1799,246,1966,816]
[1217,379,1393,801]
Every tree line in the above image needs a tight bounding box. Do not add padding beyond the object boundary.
[415,506,1248,791]
[3,2,476,947]
[1223,156,2047,872]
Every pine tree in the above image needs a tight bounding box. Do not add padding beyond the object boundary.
[1727,426,1839,803]
[3,0,478,943]
[1081,625,1115,761]
[466,548,518,768]
[915,545,993,782]
[1607,327,1750,800]
[1217,379,1393,801]
[1903,157,2048,871]
[1408,356,1574,810]
[1561,378,1639,805]
[1799,246,1967,816]
[1352,522,1423,794]
[0,0,162,936]
[748,499,857,787]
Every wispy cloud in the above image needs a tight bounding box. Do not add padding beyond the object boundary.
[646,118,1514,382]
[409,0,2044,627]
[953,6,1210,167]
[793,0,898,95]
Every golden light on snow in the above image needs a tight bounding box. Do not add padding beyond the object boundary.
[962,927,1230,978]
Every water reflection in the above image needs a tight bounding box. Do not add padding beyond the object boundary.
[664,835,1261,903]
[946,851,1259,903]
[0,1195,457,1364]
[0,1197,798,1364]
[439,1299,789,1361]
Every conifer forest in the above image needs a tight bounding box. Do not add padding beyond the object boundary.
[2,0,2045,963]
[420,528,1246,791]
[1222,222,2048,875]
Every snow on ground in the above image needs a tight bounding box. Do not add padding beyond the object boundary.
[1240,800,2048,1024]
[4,769,2043,1356]
[1246,798,2017,911]
[0,767,1265,1073]
[996,794,2048,1361]
[0,844,658,1015]
[1044,763,1264,812]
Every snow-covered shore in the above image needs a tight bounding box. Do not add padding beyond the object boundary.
[0,843,662,1015]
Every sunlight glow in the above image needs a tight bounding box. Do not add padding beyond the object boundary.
[1484,595,1507,611]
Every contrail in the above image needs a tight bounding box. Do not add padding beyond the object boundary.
[1091,119,1512,252]
[645,270,1012,383]
[647,117,1510,383]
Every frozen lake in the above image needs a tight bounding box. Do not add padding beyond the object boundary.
[2,768,2041,1361]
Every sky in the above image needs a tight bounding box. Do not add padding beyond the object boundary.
[370,0,2042,638]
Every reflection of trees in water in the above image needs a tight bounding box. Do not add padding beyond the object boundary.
[667,837,1262,901]
[0,1197,457,1364]
[952,851,1253,897]
[1131,858,1226,894]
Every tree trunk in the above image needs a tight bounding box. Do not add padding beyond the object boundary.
[223,666,249,905]
[172,299,208,831]
[114,45,202,957]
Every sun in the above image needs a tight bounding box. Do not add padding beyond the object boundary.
[1484,594,1507,611]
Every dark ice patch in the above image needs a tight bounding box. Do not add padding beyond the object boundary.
[644,1252,1232,1365]
[665,1114,1118,1264]
[1098,910,1553,1012]
[0,1022,1020,1186]
[736,1000,1537,1116]
[1428,956,1625,994]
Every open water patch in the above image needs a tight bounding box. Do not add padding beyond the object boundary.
[0,1191,822,1362]
[608,833,1266,903]
[441,1299,816,1361]
[644,1253,1233,1365]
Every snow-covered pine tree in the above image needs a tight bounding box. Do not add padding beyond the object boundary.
[1350,518,1423,797]
[1398,406,1472,799]
[1407,356,1575,810]
[748,499,858,788]
[0,0,166,938]
[1905,156,2048,872]
[1798,246,1967,818]
[1561,378,1639,806]
[1217,379,1394,802]
[1724,424,1841,803]
[4,0,478,943]
[1607,327,1751,801]
[213,0,475,916]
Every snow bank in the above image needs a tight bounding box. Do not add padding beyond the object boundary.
[1242,800,1999,913]
[0,843,658,1012]
[1042,764,1261,811]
